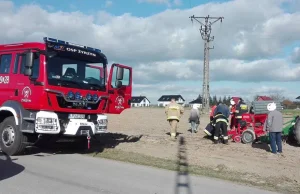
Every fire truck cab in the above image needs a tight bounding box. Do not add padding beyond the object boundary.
[0,37,132,155]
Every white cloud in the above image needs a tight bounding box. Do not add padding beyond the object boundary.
[0,0,299,102]
[132,58,300,84]
[291,47,300,63]
[137,0,171,7]
[105,0,113,8]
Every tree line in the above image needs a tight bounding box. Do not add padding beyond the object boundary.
[196,95,233,106]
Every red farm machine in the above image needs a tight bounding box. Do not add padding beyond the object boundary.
[228,99,300,145]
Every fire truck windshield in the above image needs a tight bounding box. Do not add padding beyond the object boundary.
[46,56,106,91]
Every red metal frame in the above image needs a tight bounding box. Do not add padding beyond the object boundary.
[227,97,269,143]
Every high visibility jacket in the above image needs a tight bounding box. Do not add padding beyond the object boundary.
[165,102,184,121]
[212,113,229,126]
[235,102,248,118]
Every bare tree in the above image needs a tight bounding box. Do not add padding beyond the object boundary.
[269,92,285,102]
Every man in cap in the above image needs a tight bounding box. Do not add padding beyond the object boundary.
[265,102,283,154]
[165,98,184,140]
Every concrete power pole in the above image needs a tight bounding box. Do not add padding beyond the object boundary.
[189,15,224,113]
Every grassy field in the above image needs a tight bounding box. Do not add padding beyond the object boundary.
[282,109,300,116]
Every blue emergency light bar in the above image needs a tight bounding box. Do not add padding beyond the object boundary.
[43,37,101,53]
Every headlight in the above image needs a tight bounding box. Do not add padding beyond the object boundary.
[36,118,57,124]
[98,119,107,125]
[75,92,81,100]
[35,117,58,131]
[93,94,98,101]
[86,93,92,101]
[67,91,74,100]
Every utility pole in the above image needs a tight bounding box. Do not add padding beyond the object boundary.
[189,15,224,113]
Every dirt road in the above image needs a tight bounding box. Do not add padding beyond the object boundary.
[106,107,300,193]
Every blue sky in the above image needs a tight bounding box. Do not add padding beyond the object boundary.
[14,0,229,17]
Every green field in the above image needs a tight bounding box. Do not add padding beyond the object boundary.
[282,109,300,116]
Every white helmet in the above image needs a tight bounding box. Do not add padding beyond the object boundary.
[267,102,276,111]
[230,99,235,105]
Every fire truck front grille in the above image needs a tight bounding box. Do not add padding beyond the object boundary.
[56,96,100,110]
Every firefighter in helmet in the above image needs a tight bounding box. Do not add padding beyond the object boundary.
[235,98,248,128]
[212,102,230,144]
[229,98,236,129]
[165,98,184,140]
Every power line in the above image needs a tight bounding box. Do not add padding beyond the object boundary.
[189,15,224,113]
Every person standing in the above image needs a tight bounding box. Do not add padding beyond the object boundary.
[265,102,283,154]
[165,98,184,140]
[189,104,200,133]
[234,98,248,129]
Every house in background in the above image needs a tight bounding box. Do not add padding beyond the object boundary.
[131,96,150,107]
[189,98,202,109]
[256,96,273,101]
[157,95,185,107]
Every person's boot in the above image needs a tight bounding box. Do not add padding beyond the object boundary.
[170,133,177,141]
[223,139,229,145]
[213,139,218,144]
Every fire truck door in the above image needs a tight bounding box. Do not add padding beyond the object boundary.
[107,63,132,114]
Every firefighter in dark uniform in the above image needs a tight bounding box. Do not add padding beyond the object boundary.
[212,103,230,144]
[235,98,248,129]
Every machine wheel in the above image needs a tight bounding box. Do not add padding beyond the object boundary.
[0,116,27,156]
[241,129,256,144]
[293,117,300,145]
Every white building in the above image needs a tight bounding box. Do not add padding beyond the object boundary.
[189,98,202,109]
[131,96,151,107]
[157,95,185,107]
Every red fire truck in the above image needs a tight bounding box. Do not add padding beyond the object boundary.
[0,37,132,155]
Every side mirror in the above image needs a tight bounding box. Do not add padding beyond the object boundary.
[116,80,122,88]
[116,67,124,80]
[24,68,32,76]
[25,52,34,68]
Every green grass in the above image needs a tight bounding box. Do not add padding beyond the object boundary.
[283,109,300,116]
[86,149,299,194]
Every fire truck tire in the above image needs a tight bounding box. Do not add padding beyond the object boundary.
[293,117,300,145]
[241,129,256,144]
[0,116,27,156]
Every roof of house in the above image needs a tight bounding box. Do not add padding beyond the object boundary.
[131,96,150,103]
[189,98,202,104]
[257,96,273,100]
[157,95,185,101]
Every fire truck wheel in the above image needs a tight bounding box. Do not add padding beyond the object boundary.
[0,116,27,156]
[241,129,256,144]
[293,117,300,145]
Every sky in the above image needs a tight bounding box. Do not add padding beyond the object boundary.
[1,0,300,104]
